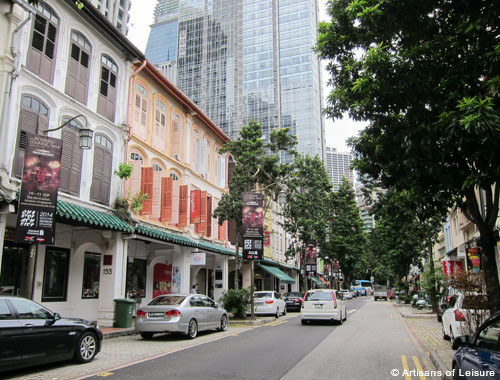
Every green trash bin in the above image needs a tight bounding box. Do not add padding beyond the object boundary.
[114,298,135,328]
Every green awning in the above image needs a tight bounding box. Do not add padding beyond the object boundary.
[135,224,198,247]
[259,264,295,284]
[56,200,133,233]
[198,241,236,256]
[311,276,326,287]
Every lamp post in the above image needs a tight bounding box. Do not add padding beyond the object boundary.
[24,114,93,299]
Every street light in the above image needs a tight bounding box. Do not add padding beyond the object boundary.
[42,114,93,149]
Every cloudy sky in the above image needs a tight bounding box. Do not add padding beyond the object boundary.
[127,0,365,152]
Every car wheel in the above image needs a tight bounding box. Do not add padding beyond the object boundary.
[187,319,198,339]
[442,324,450,340]
[275,307,280,318]
[301,319,308,325]
[344,309,347,321]
[218,315,228,332]
[452,362,463,380]
[437,314,442,322]
[450,327,455,347]
[140,332,154,340]
[338,312,343,325]
[283,306,287,316]
[74,331,98,363]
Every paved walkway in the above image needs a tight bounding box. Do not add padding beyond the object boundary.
[391,302,455,379]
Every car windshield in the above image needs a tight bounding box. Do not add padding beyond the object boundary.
[149,296,186,306]
[306,292,333,301]
[254,292,272,298]
[285,293,303,297]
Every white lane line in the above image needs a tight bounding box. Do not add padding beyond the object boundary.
[347,309,357,313]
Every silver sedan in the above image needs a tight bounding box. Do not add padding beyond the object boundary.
[135,294,228,339]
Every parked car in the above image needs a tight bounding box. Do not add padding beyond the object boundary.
[341,290,353,300]
[452,311,500,378]
[437,285,456,322]
[136,294,228,340]
[301,289,347,325]
[442,292,490,344]
[283,292,304,312]
[0,296,103,372]
[252,291,286,317]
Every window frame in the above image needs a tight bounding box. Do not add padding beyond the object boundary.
[42,247,70,302]
[82,252,101,299]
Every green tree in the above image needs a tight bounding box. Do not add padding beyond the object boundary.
[281,154,332,291]
[213,120,296,289]
[320,178,368,286]
[317,0,500,311]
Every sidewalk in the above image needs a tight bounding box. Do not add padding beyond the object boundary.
[393,302,455,379]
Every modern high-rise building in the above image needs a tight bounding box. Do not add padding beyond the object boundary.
[145,0,325,161]
[325,147,353,191]
[90,0,131,35]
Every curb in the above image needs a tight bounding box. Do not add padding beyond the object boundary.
[103,329,138,339]
[429,350,453,380]
[400,312,437,319]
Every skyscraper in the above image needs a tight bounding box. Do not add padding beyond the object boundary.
[145,0,325,161]
[90,0,132,35]
[325,146,353,191]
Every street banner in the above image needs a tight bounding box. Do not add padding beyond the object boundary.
[190,189,201,224]
[305,242,317,276]
[442,260,454,276]
[242,192,264,260]
[15,133,62,245]
[467,248,481,273]
[153,263,172,298]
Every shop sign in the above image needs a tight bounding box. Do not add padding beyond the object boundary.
[241,192,263,260]
[467,248,481,273]
[190,189,201,224]
[190,251,206,266]
[443,260,454,276]
[15,133,62,245]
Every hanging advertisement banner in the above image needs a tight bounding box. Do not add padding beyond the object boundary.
[153,263,172,298]
[15,133,62,245]
[443,260,454,276]
[190,189,201,224]
[242,192,264,260]
[305,242,317,276]
[467,248,481,273]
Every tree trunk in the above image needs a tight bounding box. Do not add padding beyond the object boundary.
[234,231,241,290]
[478,227,500,313]
[427,244,439,313]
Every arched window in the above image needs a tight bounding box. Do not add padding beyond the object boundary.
[130,152,143,162]
[134,84,148,139]
[91,134,113,204]
[28,2,59,84]
[194,129,202,173]
[153,100,166,151]
[13,95,49,177]
[216,148,226,188]
[59,117,84,196]
[169,173,179,181]
[97,54,118,121]
[65,30,91,105]
[152,163,163,172]
[171,113,182,160]
[204,138,211,179]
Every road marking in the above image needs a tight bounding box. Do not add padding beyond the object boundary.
[266,320,288,327]
[97,373,114,377]
[401,355,412,380]
[389,314,393,319]
[412,356,426,380]
[231,333,239,336]
[347,309,357,313]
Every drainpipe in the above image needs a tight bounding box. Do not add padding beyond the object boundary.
[0,3,33,172]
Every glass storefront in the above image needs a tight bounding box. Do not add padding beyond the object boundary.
[0,242,29,297]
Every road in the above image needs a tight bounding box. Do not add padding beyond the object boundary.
[4,297,439,380]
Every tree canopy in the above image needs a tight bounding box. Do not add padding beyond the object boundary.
[317,0,500,311]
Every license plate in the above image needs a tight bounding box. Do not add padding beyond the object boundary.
[314,304,323,309]
[148,312,164,317]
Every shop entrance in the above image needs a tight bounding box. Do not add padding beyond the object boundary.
[0,242,29,297]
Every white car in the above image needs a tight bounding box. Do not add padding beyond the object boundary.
[442,292,489,344]
[341,290,353,300]
[252,291,286,317]
[301,289,347,325]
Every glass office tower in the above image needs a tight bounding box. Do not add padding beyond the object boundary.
[146,0,325,160]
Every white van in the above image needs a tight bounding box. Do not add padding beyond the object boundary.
[301,289,347,325]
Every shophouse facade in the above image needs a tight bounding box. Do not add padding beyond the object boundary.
[0,0,144,325]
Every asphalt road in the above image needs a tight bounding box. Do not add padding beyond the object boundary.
[85,297,366,380]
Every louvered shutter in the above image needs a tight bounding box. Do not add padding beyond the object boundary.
[196,191,207,234]
[178,185,188,227]
[14,109,42,178]
[76,50,89,105]
[218,221,227,241]
[28,14,57,84]
[90,144,104,202]
[152,170,162,219]
[172,117,181,157]
[160,177,173,221]
[171,180,179,224]
[65,43,79,99]
[141,167,153,215]
[128,159,142,196]
[68,130,82,196]
[60,129,82,196]
[100,147,112,204]
[206,195,212,238]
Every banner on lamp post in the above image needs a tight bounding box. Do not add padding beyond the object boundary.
[190,189,201,224]
[15,133,62,245]
[305,242,317,276]
[242,192,264,260]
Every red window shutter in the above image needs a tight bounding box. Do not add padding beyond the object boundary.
[127,159,142,197]
[152,171,162,219]
[206,195,212,238]
[141,167,153,215]
[160,177,173,221]
[228,220,237,245]
[197,191,207,234]
[218,220,227,241]
[178,185,188,227]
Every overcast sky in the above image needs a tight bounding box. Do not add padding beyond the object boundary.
[127,0,365,152]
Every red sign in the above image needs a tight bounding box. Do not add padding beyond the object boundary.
[190,190,201,224]
[153,263,172,298]
[442,260,454,276]
[264,230,270,246]
[454,261,464,273]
